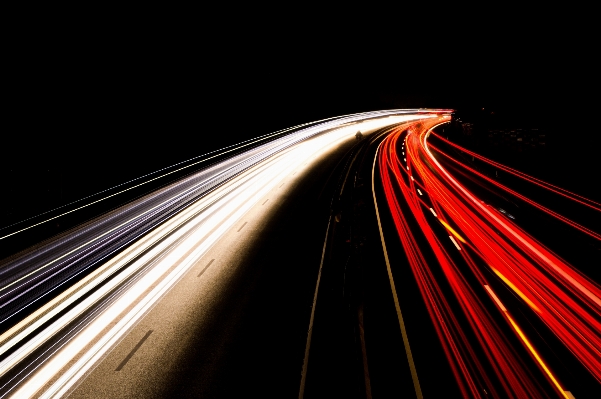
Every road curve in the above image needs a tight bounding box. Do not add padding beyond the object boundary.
[375,118,601,398]
[0,111,443,398]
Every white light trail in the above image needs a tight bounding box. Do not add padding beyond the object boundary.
[5,113,431,398]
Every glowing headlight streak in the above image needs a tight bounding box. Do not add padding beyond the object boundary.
[0,147,302,374]
[1,140,309,394]
[0,109,432,242]
[4,113,430,398]
[0,112,424,327]
[0,109,428,326]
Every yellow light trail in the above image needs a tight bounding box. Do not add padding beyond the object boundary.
[484,285,569,399]
[490,266,542,314]
[439,218,467,244]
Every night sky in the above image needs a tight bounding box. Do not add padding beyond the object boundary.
[2,9,599,240]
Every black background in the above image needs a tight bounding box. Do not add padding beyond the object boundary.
[1,7,600,397]
[2,6,600,234]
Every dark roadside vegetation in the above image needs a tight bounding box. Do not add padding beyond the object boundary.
[433,107,601,282]
[443,106,600,202]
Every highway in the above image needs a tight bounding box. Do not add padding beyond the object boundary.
[1,109,599,398]
[0,111,437,398]
[374,118,601,398]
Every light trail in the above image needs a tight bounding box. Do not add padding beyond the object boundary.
[0,110,431,332]
[484,285,570,399]
[431,133,601,212]
[428,143,601,241]
[0,110,423,239]
[377,116,601,397]
[0,111,439,397]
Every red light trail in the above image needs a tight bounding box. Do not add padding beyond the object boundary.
[377,118,601,398]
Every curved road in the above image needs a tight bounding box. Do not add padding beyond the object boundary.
[375,119,600,398]
[4,109,593,399]
[0,112,437,398]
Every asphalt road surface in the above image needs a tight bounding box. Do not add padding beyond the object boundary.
[64,122,396,399]
[1,114,435,398]
[8,109,594,399]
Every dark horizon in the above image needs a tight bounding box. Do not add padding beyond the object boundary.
[4,22,601,255]
[2,99,598,229]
